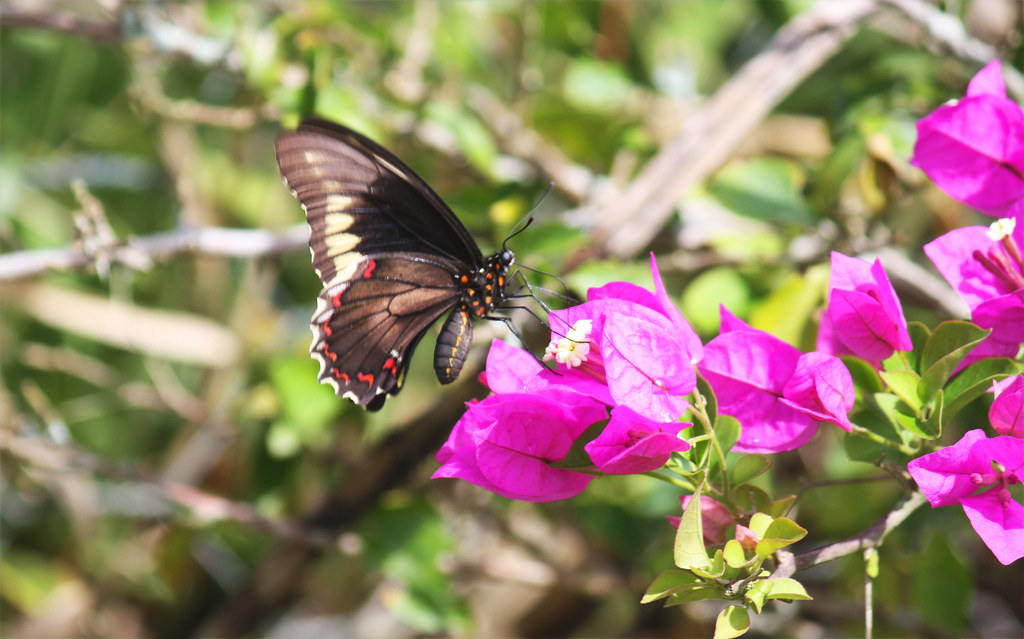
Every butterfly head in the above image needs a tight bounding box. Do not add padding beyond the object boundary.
[499,248,515,268]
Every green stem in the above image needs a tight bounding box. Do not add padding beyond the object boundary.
[848,424,918,456]
[689,389,731,496]
[645,470,696,491]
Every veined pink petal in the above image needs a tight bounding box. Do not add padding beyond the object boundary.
[908,429,995,507]
[700,329,817,453]
[603,313,693,422]
[924,226,1016,310]
[960,489,1024,565]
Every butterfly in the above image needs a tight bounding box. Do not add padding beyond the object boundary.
[275,119,516,411]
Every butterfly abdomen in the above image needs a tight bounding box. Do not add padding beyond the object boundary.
[434,306,473,384]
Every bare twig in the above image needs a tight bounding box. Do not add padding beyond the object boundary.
[575,0,880,260]
[2,433,334,548]
[466,85,601,203]
[0,223,308,281]
[772,490,928,578]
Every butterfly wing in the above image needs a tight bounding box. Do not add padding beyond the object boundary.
[275,120,484,408]
[310,254,463,407]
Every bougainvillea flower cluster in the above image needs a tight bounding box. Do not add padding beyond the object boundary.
[434,255,700,502]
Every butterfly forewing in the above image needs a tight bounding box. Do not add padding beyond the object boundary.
[275,119,507,409]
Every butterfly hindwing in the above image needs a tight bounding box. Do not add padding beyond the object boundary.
[310,254,464,406]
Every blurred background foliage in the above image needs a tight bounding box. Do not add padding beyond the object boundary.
[1,1,1022,637]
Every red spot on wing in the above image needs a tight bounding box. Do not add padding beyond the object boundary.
[357,372,375,386]
[332,289,345,307]
[383,357,397,374]
[362,260,377,278]
[323,323,333,337]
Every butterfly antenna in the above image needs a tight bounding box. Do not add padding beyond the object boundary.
[501,181,555,252]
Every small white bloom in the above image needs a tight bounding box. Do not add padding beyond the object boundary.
[543,319,593,368]
[986,217,1016,241]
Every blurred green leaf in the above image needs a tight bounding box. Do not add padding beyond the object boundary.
[682,267,751,335]
[563,58,636,114]
[709,157,816,225]
[911,533,970,634]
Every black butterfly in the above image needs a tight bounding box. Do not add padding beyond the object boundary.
[275,119,515,411]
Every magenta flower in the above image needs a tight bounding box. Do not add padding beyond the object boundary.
[433,390,607,502]
[924,217,1024,366]
[544,255,702,422]
[911,60,1024,218]
[990,375,1024,438]
[700,307,855,453]
[584,405,691,474]
[908,429,1024,565]
[817,252,913,363]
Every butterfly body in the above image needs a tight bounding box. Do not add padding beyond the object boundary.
[275,119,513,410]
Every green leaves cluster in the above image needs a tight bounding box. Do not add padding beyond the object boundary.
[848,321,1020,462]
[643,494,809,639]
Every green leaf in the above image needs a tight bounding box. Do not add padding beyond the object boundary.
[748,513,773,538]
[760,495,797,519]
[730,484,771,513]
[872,392,930,439]
[745,579,768,613]
[675,491,711,570]
[842,355,883,396]
[920,321,989,374]
[696,373,719,427]
[755,518,807,556]
[714,605,751,639]
[681,267,752,335]
[663,584,728,606]
[709,157,816,225]
[550,419,606,469]
[934,357,1020,428]
[723,540,749,568]
[762,577,812,601]
[691,550,727,579]
[731,454,771,485]
[904,321,931,372]
[879,369,923,413]
[714,415,741,457]
[918,321,990,403]
[641,570,701,603]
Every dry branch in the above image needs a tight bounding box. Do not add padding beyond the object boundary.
[0,224,308,282]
